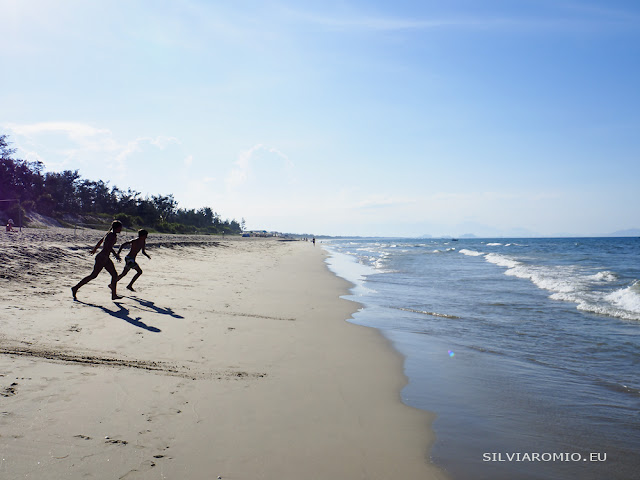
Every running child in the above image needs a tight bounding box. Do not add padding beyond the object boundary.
[71,220,123,300]
[116,229,151,292]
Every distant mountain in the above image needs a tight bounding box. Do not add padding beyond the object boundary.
[608,228,640,237]
[449,222,540,238]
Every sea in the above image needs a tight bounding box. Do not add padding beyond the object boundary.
[322,237,640,480]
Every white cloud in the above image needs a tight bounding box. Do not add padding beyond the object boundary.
[113,139,143,171]
[151,136,181,149]
[4,121,115,169]
[3,121,182,176]
[281,4,640,35]
[5,121,113,149]
[226,143,294,190]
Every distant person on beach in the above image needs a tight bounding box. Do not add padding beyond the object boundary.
[71,220,123,300]
[312,237,316,245]
[6,218,14,232]
[116,229,151,292]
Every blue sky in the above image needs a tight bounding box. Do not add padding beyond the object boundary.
[1,0,639,236]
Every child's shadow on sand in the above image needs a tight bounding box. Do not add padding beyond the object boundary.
[76,300,162,333]
[128,296,184,319]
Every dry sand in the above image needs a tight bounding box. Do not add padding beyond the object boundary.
[0,228,448,479]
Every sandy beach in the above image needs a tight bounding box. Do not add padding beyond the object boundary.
[0,228,447,479]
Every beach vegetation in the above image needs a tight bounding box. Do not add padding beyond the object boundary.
[0,134,242,235]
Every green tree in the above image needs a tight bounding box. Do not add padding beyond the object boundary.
[152,194,178,224]
[43,170,81,212]
[1,133,244,234]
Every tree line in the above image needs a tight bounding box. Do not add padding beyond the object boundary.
[0,134,243,234]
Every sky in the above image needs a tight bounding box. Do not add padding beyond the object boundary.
[1,0,639,237]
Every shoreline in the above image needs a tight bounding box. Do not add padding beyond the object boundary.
[321,236,640,480]
[1,228,448,479]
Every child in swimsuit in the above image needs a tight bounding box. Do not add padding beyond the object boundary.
[71,220,123,300]
[116,229,151,292]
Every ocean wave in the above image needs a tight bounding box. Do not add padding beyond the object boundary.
[459,249,484,257]
[508,266,577,293]
[395,307,461,319]
[468,345,505,356]
[432,247,457,254]
[373,258,388,269]
[590,271,619,282]
[483,253,639,321]
[486,242,503,246]
[484,253,519,269]
[604,281,640,313]
[549,286,640,321]
[577,301,640,322]
[594,379,640,397]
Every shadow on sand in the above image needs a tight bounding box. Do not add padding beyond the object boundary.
[75,300,162,333]
[127,296,184,319]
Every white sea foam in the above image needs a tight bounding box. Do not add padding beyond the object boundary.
[481,252,639,321]
[459,249,484,257]
[486,254,584,293]
[515,267,578,293]
[589,271,618,282]
[486,242,503,246]
[433,247,457,254]
[373,252,391,269]
[321,244,379,296]
[484,253,519,269]
[577,299,640,321]
[605,281,640,314]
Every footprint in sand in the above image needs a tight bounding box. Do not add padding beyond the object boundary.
[1,382,18,397]
[105,438,129,445]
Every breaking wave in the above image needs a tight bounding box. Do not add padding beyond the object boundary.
[480,253,640,321]
[460,249,484,257]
